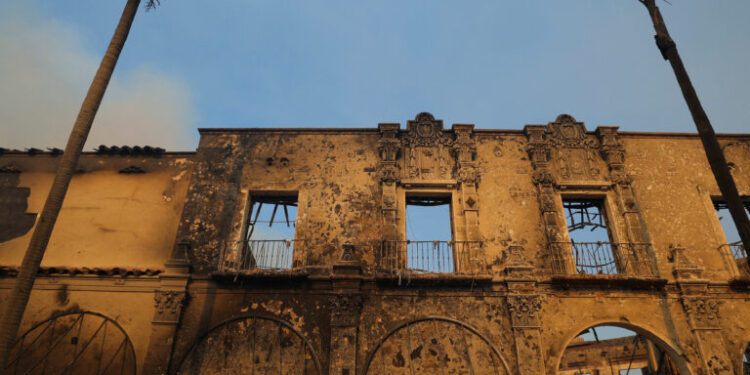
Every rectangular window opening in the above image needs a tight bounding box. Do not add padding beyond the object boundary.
[241,193,298,270]
[405,194,453,273]
[713,200,750,261]
[563,198,619,275]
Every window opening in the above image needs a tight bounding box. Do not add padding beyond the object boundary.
[404,195,453,273]
[713,200,749,260]
[560,325,681,375]
[242,194,298,270]
[563,199,620,275]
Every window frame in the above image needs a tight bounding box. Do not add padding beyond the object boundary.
[558,191,627,275]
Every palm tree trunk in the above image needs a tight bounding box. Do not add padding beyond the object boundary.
[0,0,142,369]
[638,0,750,258]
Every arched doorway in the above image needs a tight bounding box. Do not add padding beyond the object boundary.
[176,315,323,375]
[556,323,688,375]
[362,316,510,375]
[4,311,137,375]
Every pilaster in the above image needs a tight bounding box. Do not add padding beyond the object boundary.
[142,247,190,375]
[330,244,364,375]
[671,245,735,375]
[504,245,546,375]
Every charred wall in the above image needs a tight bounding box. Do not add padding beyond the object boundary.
[1,113,750,375]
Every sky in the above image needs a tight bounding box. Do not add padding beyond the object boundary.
[1,0,749,151]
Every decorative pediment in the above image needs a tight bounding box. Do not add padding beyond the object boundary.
[525,114,617,186]
[402,112,453,148]
[377,113,477,185]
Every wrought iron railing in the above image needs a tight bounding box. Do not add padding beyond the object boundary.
[218,240,306,272]
[552,242,656,277]
[723,241,749,277]
[727,241,747,260]
[377,240,485,275]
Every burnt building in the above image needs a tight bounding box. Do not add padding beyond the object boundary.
[1,113,749,375]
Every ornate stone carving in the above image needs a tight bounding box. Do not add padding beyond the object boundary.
[330,294,363,327]
[610,167,632,186]
[681,297,720,329]
[377,136,401,162]
[402,113,453,148]
[341,243,355,261]
[539,193,557,213]
[526,114,604,183]
[506,295,542,327]
[504,245,534,279]
[154,290,186,323]
[398,113,455,180]
[452,128,476,162]
[378,164,400,185]
[456,165,480,184]
[531,169,555,186]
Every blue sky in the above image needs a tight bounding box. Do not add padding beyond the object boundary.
[1,0,749,151]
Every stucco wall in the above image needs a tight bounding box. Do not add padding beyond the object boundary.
[0,153,193,268]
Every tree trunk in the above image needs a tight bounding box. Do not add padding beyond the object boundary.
[638,0,750,258]
[0,0,142,370]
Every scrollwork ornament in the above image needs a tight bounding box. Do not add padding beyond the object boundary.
[456,166,480,184]
[532,169,555,186]
[154,290,186,322]
[682,297,720,329]
[378,164,400,185]
[506,295,542,327]
[377,137,401,162]
[610,168,631,186]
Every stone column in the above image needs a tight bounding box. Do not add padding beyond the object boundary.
[504,245,546,375]
[141,249,190,375]
[329,244,364,375]
[671,246,735,375]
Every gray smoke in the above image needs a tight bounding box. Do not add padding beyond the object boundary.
[0,2,197,151]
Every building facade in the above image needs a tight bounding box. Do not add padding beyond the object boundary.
[1,113,749,375]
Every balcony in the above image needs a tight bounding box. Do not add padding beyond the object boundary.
[551,241,657,278]
[724,241,748,277]
[218,239,307,273]
[377,240,486,276]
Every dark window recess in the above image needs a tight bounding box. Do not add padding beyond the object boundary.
[242,194,298,269]
[713,200,750,261]
[563,199,618,275]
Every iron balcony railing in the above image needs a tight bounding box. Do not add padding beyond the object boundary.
[727,241,747,260]
[218,239,307,272]
[551,242,657,277]
[377,240,485,275]
[723,241,748,277]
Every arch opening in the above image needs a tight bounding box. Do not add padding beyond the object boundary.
[363,316,510,375]
[558,324,686,375]
[4,311,137,375]
[176,315,322,375]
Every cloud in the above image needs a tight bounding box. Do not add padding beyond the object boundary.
[0,2,197,151]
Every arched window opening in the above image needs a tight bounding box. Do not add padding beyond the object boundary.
[176,316,322,375]
[363,317,509,375]
[559,325,680,375]
[4,311,136,375]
